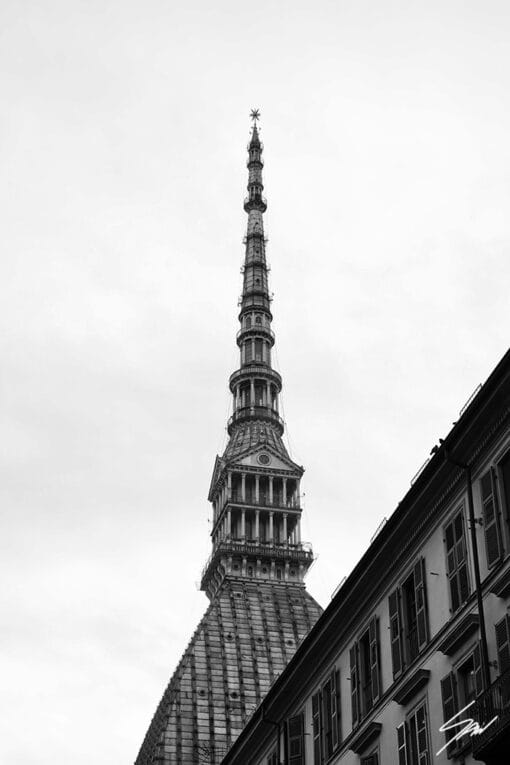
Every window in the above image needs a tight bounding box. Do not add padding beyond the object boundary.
[440,644,483,756]
[500,451,510,525]
[311,669,341,764]
[495,615,510,674]
[350,617,381,728]
[444,510,470,613]
[267,750,277,765]
[287,713,304,765]
[389,558,429,679]
[480,469,503,567]
[397,700,431,765]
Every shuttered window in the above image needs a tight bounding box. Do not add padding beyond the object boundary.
[397,701,430,765]
[500,451,510,523]
[312,690,322,764]
[397,722,408,765]
[349,617,381,728]
[495,615,510,674]
[287,713,304,765]
[350,644,359,729]
[322,669,341,757]
[444,511,470,613]
[440,671,459,756]
[481,469,503,567]
[388,559,429,678]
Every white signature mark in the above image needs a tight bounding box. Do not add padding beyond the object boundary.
[436,701,498,755]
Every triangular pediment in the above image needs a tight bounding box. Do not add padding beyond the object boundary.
[207,455,224,501]
[233,445,303,474]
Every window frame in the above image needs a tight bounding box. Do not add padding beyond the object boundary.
[396,696,431,765]
[350,616,381,729]
[388,557,429,679]
[443,506,471,614]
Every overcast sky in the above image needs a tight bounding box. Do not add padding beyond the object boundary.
[1,1,509,763]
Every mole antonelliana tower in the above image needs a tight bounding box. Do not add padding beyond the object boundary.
[135,113,322,764]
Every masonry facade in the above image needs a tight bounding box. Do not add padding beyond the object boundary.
[135,118,322,764]
[222,350,510,765]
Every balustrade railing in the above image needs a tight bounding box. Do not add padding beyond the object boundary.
[471,667,510,757]
[227,406,284,433]
[201,539,313,582]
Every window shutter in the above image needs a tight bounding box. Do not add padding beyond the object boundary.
[369,616,381,703]
[495,615,510,674]
[397,722,408,765]
[331,669,340,749]
[350,644,359,728]
[287,713,304,765]
[472,641,484,696]
[389,587,404,678]
[481,469,503,567]
[414,558,429,651]
[500,451,510,523]
[445,518,460,611]
[312,691,322,764]
[440,672,458,755]
[455,514,470,606]
[445,513,470,612]
[415,702,429,764]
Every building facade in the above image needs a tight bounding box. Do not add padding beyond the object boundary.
[135,116,322,764]
[222,350,510,765]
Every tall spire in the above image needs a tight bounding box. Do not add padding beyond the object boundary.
[135,116,322,765]
[201,113,315,598]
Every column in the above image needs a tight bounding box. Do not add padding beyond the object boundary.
[250,379,255,406]
[255,510,260,543]
[227,509,231,537]
[283,478,287,506]
[241,509,246,540]
[251,338,255,362]
[268,512,274,542]
[255,474,260,503]
[241,473,246,502]
[269,476,273,505]
[266,381,271,406]
[227,472,232,500]
[283,513,288,545]
[296,516,301,544]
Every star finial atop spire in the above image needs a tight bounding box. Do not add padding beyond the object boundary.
[250,108,260,122]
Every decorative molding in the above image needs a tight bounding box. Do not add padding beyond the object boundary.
[392,669,430,705]
[437,612,479,655]
[489,562,510,598]
[349,721,382,755]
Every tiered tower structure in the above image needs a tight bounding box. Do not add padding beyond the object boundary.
[135,113,322,765]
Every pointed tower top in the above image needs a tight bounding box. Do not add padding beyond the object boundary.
[249,109,261,146]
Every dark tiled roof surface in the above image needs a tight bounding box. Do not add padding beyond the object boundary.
[222,422,290,463]
[135,580,322,764]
